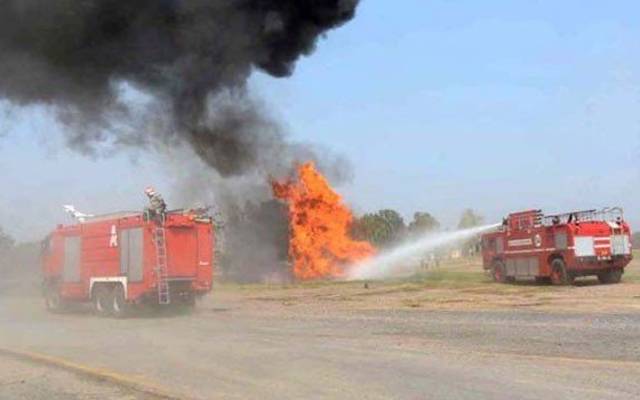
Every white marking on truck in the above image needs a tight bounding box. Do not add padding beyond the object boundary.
[109,225,118,248]
[508,238,533,247]
[504,247,560,255]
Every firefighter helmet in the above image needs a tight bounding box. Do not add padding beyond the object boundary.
[144,186,156,196]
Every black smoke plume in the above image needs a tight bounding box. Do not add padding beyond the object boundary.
[0,0,359,175]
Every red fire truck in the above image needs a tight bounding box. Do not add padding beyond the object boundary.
[482,208,632,285]
[41,210,214,316]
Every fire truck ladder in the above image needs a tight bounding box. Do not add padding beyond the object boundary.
[153,226,170,305]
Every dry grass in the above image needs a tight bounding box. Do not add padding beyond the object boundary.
[624,252,640,283]
[212,254,640,314]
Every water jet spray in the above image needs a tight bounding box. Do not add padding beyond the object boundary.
[347,223,500,280]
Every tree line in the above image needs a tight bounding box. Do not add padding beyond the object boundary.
[0,226,14,254]
[353,208,484,249]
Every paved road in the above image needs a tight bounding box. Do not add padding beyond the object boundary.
[1,295,639,400]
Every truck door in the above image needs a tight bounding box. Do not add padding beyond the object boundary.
[554,231,568,250]
[63,236,82,283]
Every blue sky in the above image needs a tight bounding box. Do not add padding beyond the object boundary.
[1,0,639,240]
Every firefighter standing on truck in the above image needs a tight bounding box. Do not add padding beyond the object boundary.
[145,186,166,220]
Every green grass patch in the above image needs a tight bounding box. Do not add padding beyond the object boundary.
[624,269,640,283]
[217,267,492,296]
[353,269,491,295]
[408,269,489,287]
[216,278,356,291]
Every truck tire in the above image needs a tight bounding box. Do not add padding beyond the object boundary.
[597,269,623,284]
[44,284,66,313]
[491,261,507,283]
[111,285,130,318]
[550,259,573,286]
[165,292,195,314]
[182,293,196,310]
[93,286,112,316]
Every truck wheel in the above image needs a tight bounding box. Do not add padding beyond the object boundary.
[550,259,573,286]
[491,261,506,283]
[598,269,623,284]
[44,285,66,313]
[111,285,130,318]
[168,293,196,314]
[183,294,197,310]
[93,286,112,316]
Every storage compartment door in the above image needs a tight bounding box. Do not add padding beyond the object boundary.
[63,236,81,282]
[120,228,144,282]
[167,228,198,277]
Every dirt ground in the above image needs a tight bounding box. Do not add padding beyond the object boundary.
[1,257,639,399]
[214,255,640,315]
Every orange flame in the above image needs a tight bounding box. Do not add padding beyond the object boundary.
[272,162,375,280]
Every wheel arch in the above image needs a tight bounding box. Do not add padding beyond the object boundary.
[491,257,505,267]
[547,253,565,266]
[89,277,128,300]
[43,275,62,288]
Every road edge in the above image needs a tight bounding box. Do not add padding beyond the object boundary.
[0,346,187,400]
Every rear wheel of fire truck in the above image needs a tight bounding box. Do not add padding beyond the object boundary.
[550,258,574,286]
[491,261,507,283]
[180,292,196,308]
[111,285,131,318]
[44,284,66,313]
[92,285,113,317]
[597,269,623,285]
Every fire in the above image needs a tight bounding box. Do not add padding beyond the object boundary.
[272,162,375,280]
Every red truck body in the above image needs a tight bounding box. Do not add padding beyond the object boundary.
[481,208,632,285]
[41,210,214,315]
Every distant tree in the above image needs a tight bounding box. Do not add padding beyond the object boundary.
[354,209,406,248]
[0,227,14,253]
[0,227,15,273]
[455,210,485,257]
[408,212,440,236]
[457,209,484,230]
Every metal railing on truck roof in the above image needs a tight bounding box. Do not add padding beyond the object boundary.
[542,207,624,226]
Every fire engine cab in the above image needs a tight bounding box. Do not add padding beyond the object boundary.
[481,208,632,285]
[41,209,214,317]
